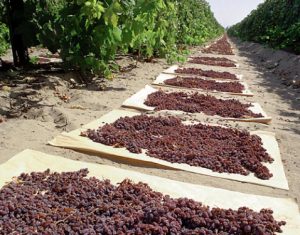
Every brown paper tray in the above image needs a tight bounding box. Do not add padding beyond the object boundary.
[122,85,271,124]
[49,109,288,190]
[0,150,298,234]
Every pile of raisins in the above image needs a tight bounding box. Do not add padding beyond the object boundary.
[202,36,234,55]
[189,56,237,67]
[175,68,238,80]
[37,57,51,64]
[0,169,285,234]
[164,76,244,93]
[84,115,273,179]
[144,91,262,118]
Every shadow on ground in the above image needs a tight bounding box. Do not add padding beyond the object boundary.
[231,38,300,113]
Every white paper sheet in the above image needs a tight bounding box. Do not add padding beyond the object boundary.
[122,85,271,124]
[0,150,297,234]
[162,65,243,81]
[152,73,253,96]
[49,109,288,190]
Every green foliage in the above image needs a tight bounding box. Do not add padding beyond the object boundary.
[120,0,179,59]
[176,0,223,45]
[0,0,223,76]
[55,0,122,77]
[0,22,9,56]
[228,0,300,54]
[29,55,39,64]
[31,0,65,53]
[0,1,9,57]
[120,0,223,61]
[0,0,64,53]
[0,2,6,23]
[46,0,223,76]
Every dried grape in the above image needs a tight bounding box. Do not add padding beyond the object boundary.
[144,90,262,118]
[0,169,285,234]
[202,35,234,55]
[175,67,238,80]
[85,115,273,179]
[37,57,51,64]
[164,76,245,93]
[189,56,236,67]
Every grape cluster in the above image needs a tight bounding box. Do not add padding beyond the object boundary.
[202,36,234,55]
[0,169,285,234]
[144,91,262,118]
[164,76,244,93]
[189,56,236,67]
[175,68,238,80]
[84,115,273,179]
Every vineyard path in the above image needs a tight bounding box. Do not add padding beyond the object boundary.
[0,39,299,206]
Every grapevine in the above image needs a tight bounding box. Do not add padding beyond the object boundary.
[0,0,224,76]
[228,0,300,54]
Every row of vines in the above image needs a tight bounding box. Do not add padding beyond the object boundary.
[228,0,300,54]
[0,0,223,76]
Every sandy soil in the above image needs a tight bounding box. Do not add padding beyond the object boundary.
[0,39,299,207]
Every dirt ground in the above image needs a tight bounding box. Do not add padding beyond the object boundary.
[0,39,299,207]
